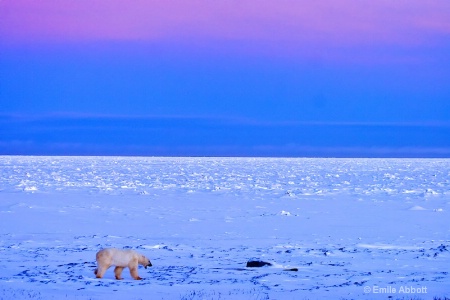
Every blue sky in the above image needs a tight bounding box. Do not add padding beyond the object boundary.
[1,1,450,157]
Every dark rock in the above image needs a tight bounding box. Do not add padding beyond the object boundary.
[246,261,273,268]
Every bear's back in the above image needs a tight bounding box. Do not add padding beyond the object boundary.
[102,248,138,267]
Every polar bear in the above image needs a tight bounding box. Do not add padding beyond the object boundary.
[94,248,152,280]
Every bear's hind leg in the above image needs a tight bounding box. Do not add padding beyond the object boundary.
[95,265,109,279]
[114,266,124,280]
[129,266,142,280]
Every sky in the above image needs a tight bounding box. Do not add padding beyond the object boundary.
[1,0,450,157]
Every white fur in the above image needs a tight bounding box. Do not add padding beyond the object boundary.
[94,248,152,280]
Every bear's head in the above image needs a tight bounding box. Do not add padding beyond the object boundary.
[140,255,152,269]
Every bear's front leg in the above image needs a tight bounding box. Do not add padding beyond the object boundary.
[129,266,142,280]
[114,266,124,280]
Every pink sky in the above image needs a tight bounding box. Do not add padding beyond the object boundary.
[1,0,449,48]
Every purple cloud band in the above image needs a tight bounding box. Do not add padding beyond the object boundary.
[1,1,449,48]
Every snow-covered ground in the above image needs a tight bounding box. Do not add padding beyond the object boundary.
[0,156,449,299]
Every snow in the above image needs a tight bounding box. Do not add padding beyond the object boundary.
[0,156,449,299]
